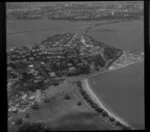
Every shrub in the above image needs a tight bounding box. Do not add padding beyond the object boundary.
[25,113,30,118]
[64,94,70,100]
[115,122,130,130]
[31,102,39,110]
[14,118,23,125]
[77,101,82,106]
[83,95,88,100]
[95,108,104,113]
[53,81,59,86]
[115,121,122,127]
[19,122,51,132]
[56,72,63,77]
[102,112,109,117]
[109,117,115,122]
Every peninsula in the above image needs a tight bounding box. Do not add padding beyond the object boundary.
[7,33,144,130]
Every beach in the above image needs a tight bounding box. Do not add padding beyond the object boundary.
[81,79,131,128]
[89,62,144,129]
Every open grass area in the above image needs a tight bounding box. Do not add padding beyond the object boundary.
[8,80,113,131]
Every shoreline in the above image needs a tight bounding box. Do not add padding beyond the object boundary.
[89,59,143,80]
[72,81,118,130]
[82,79,131,128]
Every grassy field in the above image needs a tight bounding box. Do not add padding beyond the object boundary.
[8,80,113,131]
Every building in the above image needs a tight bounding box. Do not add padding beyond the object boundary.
[49,72,56,77]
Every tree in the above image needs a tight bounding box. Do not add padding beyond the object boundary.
[14,118,23,125]
[31,102,39,110]
[109,117,115,122]
[115,121,122,127]
[95,108,104,113]
[77,101,82,106]
[56,72,63,77]
[102,112,109,117]
[64,94,71,100]
[104,47,121,60]
[94,55,106,67]
[25,113,30,118]
[44,98,50,103]
[53,81,59,86]
[78,64,90,74]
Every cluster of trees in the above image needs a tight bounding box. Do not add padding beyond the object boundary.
[115,121,131,130]
[104,47,121,60]
[93,55,106,67]
[67,71,79,76]
[21,72,34,82]
[77,64,91,74]
[7,70,18,79]
[14,118,23,125]
[44,98,50,103]
[14,116,54,131]
[19,122,51,132]
[19,80,46,92]
[31,102,40,110]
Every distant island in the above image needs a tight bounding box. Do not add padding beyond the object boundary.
[7,33,144,130]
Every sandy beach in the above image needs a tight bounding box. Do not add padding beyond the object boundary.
[81,79,131,128]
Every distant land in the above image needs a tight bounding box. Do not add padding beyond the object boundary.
[7,2,143,21]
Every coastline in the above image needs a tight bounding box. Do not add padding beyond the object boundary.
[82,79,131,128]
[89,58,143,80]
[72,81,118,130]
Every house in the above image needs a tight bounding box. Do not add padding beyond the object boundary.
[21,94,27,100]
[29,96,35,100]
[28,64,34,68]
[28,69,35,74]
[69,66,76,72]
[40,62,45,65]
[49,72,56,77]
[29,57,34,61]
[9,107,18,112]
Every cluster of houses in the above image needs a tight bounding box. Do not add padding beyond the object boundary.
[8,89,46,117]
[8,33,107,85]
[7,2,143,21]
[8,32,112,120]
